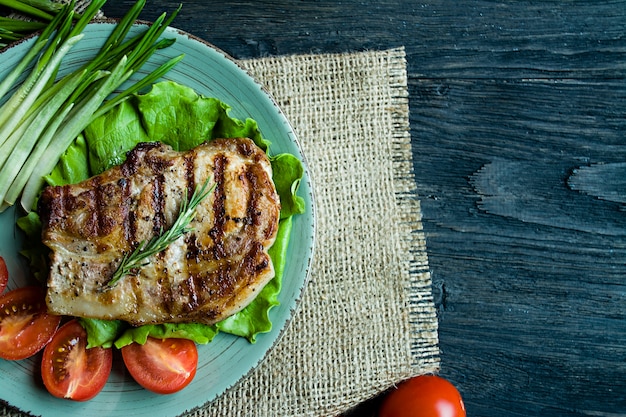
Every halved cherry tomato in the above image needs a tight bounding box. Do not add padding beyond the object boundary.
[121,336,198,394]
[379,375,466,417]
[0,256,7,294]
[0,286,61,360]
[41,319,112,401]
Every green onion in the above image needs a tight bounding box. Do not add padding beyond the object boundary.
[0,0,70,47]
[0,0,56,22]
[0,4,72,128]
[8,0,64,15]
[0,17,47,33]
[0,0,184,211]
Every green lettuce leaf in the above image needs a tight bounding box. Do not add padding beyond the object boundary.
[83,80,271,174]
[15,211,48,282]
[79,318,126,349]
[271,154,306,219]
[84,100,149,174]
[114,322,219,349]
[137,81,222,151]
[43,134,90,187]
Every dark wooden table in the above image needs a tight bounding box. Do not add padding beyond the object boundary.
[103,2,626,416]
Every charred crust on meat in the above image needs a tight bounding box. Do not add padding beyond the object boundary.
[210,154,227,259]
[121,142,161,176]
[244,243,268,276]
[93,177,118,237]
[151,175,166,234]
[228,215,254,226]
[118,178,132,242]
[145,150,175,174]
[184,153,196,199]
[245,169,262,227]
[185,233,201,262]
[40,138,281,326]
[234,137,255,157]
[157,268,175,315]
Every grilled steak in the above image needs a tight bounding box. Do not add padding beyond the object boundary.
[39,138,281,326]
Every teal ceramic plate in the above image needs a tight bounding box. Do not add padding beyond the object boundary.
[0,23,315,417]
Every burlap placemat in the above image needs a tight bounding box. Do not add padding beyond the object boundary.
[194,47,440,416]
[0,47,439,416]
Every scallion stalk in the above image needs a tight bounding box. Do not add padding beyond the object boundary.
[0,3,72,126]
[0,0,81,46]
[0,0,55,21]
[0,18,47,33]
[0,70,87,203]
[13,0,64,15]
[0,33,83,146]
[0,0,184,211]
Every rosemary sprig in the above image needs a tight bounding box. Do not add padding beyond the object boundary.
[105,177,215,289]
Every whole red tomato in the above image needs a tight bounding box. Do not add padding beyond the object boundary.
[379,375,466,417]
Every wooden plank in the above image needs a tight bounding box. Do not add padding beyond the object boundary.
[115,0,626,77]
[412,73,626,416]
[412,75,626,415]
[569,163,626,205]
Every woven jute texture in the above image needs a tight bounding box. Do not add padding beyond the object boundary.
[0,48,439,417]
[192,47,440,416]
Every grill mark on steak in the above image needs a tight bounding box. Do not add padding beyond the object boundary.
[118,178,132,243]
[89,176,110,238]
[151,174,166,234]
[158,264,174,316]
[243,242,266,277]
[128,209,138,246]
[183,232,211,314]
[184,152,205,265]
[247,166,279,240]
[181,275,200,313]
[246,170,263,228]
[185,233,201,262]
[38,185,65,227]
[122,142,161,176]
[184,153,196,200]
[209,154,227,260]
[236,138,255,157]
[94,177,104,235]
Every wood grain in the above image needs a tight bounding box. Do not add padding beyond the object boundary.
[101,1,626,416]
[569,163,626,205]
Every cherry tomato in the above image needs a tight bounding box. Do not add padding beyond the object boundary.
[0,256,7,294]
[121,336,198,394]
[379,375,466,417]
[41,319,112,401]
[0,286,61,360]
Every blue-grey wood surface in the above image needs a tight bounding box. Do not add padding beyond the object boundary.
[102,1,626,416]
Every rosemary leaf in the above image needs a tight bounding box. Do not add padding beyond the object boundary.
[105,176,215,288]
